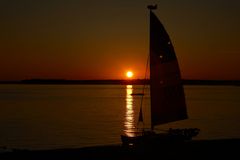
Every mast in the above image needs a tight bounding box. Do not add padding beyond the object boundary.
[147,5,157,131]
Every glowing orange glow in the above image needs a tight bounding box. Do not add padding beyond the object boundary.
[126,71,133,78]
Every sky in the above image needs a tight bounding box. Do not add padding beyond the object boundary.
[0,0,240,81]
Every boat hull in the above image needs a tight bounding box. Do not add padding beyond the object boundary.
[121,134,181,146]
[121,128,200,146]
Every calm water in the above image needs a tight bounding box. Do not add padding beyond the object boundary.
[0,84,240,150]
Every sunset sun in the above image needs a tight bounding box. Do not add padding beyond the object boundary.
[126,71,134,78]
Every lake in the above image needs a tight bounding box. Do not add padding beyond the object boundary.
[0,84,239,150]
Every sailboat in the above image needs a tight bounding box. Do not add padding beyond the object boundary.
[121,5,200,146]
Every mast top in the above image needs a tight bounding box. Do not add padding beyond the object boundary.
[147,4,157,10]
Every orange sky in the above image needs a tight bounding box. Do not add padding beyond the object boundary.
[0,0,240,81]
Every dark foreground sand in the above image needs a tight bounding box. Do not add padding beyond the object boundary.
[0,139,239,160]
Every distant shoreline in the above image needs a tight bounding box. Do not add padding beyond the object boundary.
[0,79,239,86]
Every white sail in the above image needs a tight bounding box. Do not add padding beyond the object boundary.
[149,10,188,127]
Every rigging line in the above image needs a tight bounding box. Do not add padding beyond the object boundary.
[138,53,150,125]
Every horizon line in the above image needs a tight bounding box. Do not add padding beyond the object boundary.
[0,79,239,86]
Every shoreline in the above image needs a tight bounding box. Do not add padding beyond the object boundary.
[0,138,239,159]
[0,79,240,86]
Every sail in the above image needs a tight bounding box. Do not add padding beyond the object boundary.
[149,11,188,127]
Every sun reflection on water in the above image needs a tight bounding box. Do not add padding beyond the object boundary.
[124,85,136,137]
